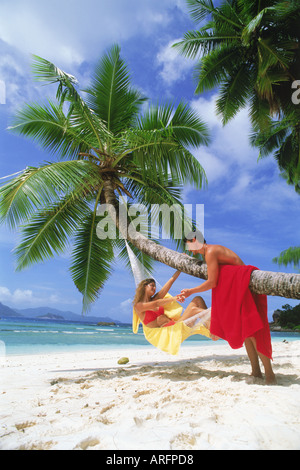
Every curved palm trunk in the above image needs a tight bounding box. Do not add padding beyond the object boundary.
[103,181,300,300]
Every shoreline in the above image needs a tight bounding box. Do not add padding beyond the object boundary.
[1,323,299,358]
[1,341,300,450]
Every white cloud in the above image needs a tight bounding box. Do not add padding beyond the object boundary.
[195,148,228,183]
[0,0,181,67]
[156,38,194,85]
[0,286,36,305]
[0,285,78,307]
[120,298,133,312]
[191,94,255,169]
[185,93,300,220]
[0,0,188,110]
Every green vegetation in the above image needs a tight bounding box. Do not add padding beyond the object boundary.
[175,0,300,268]
[273,303,300,330]
[0,46,209,312]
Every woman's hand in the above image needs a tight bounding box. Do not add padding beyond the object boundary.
[180,288,192,299]
[174,294,185,303]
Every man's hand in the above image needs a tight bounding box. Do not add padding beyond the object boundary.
[180,288,192,299]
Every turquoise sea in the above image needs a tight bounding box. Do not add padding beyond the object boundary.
[0,317,299,356]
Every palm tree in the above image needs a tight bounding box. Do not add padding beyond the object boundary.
[251,108,300,193]
[174,0,300,187]
[0,46,299,306]
[273,247,300,270]
[175,0,300,270]
[0,45,210,311]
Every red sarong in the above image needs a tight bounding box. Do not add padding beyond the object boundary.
[210,265,272,359]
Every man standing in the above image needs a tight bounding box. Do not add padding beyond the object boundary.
[181,231,276,385]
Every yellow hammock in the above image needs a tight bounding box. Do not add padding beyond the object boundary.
[132,294,213,355]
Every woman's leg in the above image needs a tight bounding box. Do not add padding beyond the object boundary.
[180,296,208,321]
[179,296,218,340]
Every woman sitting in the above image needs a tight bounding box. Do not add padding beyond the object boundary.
[133,270,209,329]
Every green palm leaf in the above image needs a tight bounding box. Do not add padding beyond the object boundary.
[0,160,99,229]
[273,247,300,270]
[177,0,300,193]
[216,62,254,123]
[170,101,210,147]
[173,30,239,59]
[14,198,91,271]
[8,101,91,158]
[1,45,211,311]
[186,0,243,29]
[31,55,111,151]
[70,209,114,312]
[194,45,239,94]
[85,45,147,134]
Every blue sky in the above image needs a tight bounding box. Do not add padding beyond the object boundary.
[0,0,299,323]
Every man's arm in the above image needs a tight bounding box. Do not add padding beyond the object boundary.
[181,250,219,298]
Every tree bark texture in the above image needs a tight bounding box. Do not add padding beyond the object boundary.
[102,181,300,300]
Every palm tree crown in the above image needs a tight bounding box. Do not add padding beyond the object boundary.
[0,45,210,311]
[175,0,300,190]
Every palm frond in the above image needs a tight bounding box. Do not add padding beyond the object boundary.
[241,7,277,46]
[251,116,300,191]
[216,62,254,123]
[170,101,210,147]
[70,205,114,313]
[8,100,91,158]
[121,125,207,189]
[14,198,91,271]
[173,30,239,59]
[273,246,300,270]
[32,55,78,90]
[85,45,147,135]
[248,92,273,132]
[0,160,99,229]
[31,55,110,151]
[251,118,291,158]
[125,172,182,209]
[186,0,242,30]
[135,100,210,147]
[194,44,240,94]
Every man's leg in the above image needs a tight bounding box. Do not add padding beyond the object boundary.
[244,337,263,379]
[245,337,276,385]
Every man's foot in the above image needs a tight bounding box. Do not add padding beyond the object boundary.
[265,372,277,386]
[250,369,263,380]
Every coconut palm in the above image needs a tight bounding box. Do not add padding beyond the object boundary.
[175,0,300,270]
[0,45,210,311]
[273,247,300,270]
[0,46,299,306]
[174,0,300,187]
[251,107,300,193]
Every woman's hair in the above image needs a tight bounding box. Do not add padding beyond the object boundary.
[133,278,156,306]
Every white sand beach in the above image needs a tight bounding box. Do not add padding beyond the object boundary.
[1,340,300,451]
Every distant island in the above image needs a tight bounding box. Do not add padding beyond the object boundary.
[36,313,64,320]
[0,301,122,324]
[270,303,300,333]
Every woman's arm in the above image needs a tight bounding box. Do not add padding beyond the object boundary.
[135,294,183,314]
[153,270,181,300]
